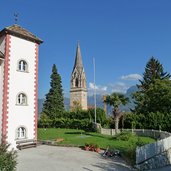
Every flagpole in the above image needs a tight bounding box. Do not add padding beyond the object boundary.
[93,58,97,124]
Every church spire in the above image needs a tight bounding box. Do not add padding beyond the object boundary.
[70,43,87,110]
[72,42,83,74]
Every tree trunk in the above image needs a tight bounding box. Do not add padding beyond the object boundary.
[113,107,122,135]
[115,117,119,134]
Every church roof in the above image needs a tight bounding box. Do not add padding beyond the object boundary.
[0,51,4,58]
[0,24,43,44]
[72,43,84,74]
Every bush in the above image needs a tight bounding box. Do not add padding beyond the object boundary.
[0,142,17,171]
[114,131,134,141]
[39,107,108,131]
[38,117,94,132]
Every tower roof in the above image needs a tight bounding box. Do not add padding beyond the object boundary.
[0,24,43,44]
[72,43,84,74]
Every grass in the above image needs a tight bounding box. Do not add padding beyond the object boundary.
[38,128,155,151]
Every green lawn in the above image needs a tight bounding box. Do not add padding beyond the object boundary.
[38,128,155,150]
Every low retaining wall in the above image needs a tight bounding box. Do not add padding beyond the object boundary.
[136,135,171,170]
[133,129,171,140]
[100,127,171,170]
[100,128,171,139]
[101,128,119,136]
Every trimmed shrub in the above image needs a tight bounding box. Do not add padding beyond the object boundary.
[114,131,134,141]
[0,142,17,171]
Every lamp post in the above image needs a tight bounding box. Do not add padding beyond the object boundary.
[93,58,96,124]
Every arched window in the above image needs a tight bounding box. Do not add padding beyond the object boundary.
[18,60,28,72]
[17,93,27,105]
[17,127,26,139]
[75,78,79,87]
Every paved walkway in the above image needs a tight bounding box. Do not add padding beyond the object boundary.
[17,145,135,171]
[148,166,171,171]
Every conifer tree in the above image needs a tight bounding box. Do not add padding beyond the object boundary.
[134,57,171,114]
[139,57,170,91]
[42,64,64,119]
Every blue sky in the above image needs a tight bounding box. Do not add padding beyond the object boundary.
[1,0,171,98]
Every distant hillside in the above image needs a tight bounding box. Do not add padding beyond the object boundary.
[38,85,138,115]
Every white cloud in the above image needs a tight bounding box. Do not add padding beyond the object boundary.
[121,74,142,81]
[88,82,130,96]
[109,82,130,94]
[89,82,98,90]
[88,82,108,95]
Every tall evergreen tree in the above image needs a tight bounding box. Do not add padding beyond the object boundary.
[42,64,64,119]
[134,57,171,114]
[139,57,170,91]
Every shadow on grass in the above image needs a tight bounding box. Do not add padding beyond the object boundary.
[65,131,85,135]
[85,132,112,140]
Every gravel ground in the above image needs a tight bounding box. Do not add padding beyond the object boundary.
[17,145,135,171]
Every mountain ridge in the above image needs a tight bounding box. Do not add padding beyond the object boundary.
[38,85,138,115]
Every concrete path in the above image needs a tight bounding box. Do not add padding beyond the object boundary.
[148,166,171,171]
[17,145,135,171]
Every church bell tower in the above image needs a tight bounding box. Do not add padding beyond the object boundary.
[70,43,87,110]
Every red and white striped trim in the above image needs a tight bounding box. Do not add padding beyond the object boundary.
[1,35,11,143]
[33,43,39,140]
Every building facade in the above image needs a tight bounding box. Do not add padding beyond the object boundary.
[0,24,42,149]
[70,43,87,110]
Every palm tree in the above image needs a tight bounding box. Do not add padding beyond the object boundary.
[104,93,129,134]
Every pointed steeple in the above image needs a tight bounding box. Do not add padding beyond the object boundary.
[70,43,87,110]
[72,42,84,74]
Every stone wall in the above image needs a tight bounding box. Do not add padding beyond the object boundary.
[100,128,171,170]
[136,132,171,170]
[101,128,118,136]
[100,128,171,139]
[136,148,171,170]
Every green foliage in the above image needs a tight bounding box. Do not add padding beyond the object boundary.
[42,64,64,119]
[122,112,144,129]
[132,57,171,131]
[136,137,147,147]
[39,107,107,131]
[104,93,129,108]
[38,118,94,131]
[137,112,171,131]
[139,57,170,91]
[104,93,129,133]
[134,57,171,114]
[88,108,107,125]
[114,131,134,141]
[39,113,52,128]
[122,111,171,132]
[0,142,17,171]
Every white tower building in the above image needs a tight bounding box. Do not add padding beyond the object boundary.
[0,24,42,149]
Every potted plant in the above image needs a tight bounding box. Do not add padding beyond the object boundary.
[84,143,90,151]
[95,144,100,153]
[89,143,95,151]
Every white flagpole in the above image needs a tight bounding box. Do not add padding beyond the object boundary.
[93,58,97,124]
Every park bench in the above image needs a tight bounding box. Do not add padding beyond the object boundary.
[16,139,37,150]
